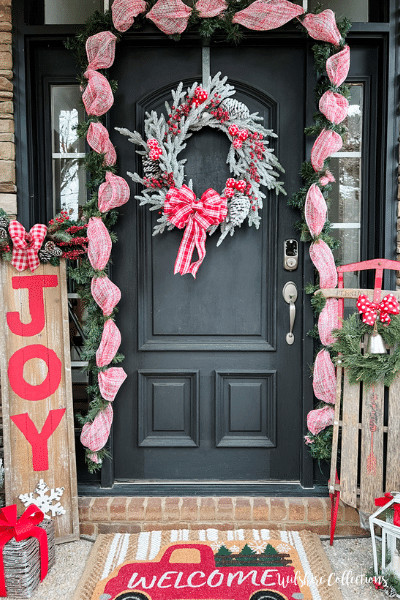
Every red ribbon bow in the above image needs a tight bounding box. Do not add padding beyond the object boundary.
[375,493,400,526]
[356,293,400,326]
[8,221,47,272]
[164,185,228,278]
[0,504,48,596]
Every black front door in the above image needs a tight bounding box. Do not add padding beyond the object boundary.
[111,36,306,483]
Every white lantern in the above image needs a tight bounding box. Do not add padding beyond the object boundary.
[369,492,400,578]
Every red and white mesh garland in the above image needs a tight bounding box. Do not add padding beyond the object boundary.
[91,276,122,316]
[304,184,327,238]
[112,0,146,32]
[76,6,351,460]
[82,69,114,117]
[318,298,339,347]
[196,0,227,18]
[80,404,114,452]
[86,31,117,70]
[96,319,122,368]
[87,217,112,271]
[307,405,335,436]
[319,90,349,125]
[301,9,342,46]
[98,367,127,402]
[233,0,304,31]
[311,129,343,173]
[313,349,337,404]
[98,171,130,213]
[309,240,338,289]
[86,122,117,166]
[146,0,192,35]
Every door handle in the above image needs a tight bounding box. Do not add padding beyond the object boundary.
[282,282,298,345]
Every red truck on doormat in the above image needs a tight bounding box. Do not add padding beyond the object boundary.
[98,543,307,600]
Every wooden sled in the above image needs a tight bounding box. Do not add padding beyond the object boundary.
[317,259,400,544]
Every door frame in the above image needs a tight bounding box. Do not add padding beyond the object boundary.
[12,0,399,495]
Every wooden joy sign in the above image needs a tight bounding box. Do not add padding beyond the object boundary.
[0,261,79,542]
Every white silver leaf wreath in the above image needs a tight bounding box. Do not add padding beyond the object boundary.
[116,72,285,245]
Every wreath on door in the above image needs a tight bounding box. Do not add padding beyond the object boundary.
[63,1,352,470]
[117,74,285,276]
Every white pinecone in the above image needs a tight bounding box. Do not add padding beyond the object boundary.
[228,195,250,227]
[142,157,162,179]
[221,98,250,120]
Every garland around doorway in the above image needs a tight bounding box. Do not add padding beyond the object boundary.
[62,0,352,471]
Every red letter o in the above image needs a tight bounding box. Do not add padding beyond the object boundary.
[8,345,62,401]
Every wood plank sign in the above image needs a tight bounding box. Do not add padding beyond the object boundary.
[0,261,79,542]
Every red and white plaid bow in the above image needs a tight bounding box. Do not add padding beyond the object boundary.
[356,293,400,326]
[8,221,47,272]
[164,185,227,278]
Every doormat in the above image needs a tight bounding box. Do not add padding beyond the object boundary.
[73,528,342,600]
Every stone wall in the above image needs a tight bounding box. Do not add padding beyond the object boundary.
[0,0,15,217]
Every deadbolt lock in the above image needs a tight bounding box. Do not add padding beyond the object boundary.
[284,239,299,271]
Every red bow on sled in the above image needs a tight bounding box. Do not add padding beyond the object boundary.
[0,504,48,596]
[164,185,227,278]
[8,221,47,272]
[356,293,400,326]
[375,493,400,527]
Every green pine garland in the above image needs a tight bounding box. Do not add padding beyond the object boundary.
[66,4,352,471]
[332,313,400,387]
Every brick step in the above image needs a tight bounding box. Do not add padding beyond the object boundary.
[78,496,366,538]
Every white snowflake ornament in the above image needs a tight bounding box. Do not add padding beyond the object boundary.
[19,479,66,519]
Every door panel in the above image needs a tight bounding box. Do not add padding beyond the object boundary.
[111,38,305,482]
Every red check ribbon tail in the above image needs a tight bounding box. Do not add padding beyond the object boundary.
[173,217,206,278]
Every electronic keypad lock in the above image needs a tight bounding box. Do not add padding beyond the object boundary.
[284,239,298,271]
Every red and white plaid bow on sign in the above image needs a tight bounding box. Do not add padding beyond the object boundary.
[8,221,47,272]
[164,185,228,278]
[356,293,400,326]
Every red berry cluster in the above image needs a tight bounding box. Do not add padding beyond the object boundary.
[66,225,88,234]
[165,87,210,138]
[223,178,258,212]
[247,133,265,183]
[48,210,70,226]
[210,94,229,123]
[223,178,247,198]
[0,244,10,253]
[228,124,249,150]
[58,237,88,247]
[62,248,87,260]
[144,171,175,190]
[147,138,162,161]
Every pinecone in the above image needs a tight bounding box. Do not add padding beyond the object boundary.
[386,586,397,598]
[228,195,250,227]
[0,227,7,240]
[0,216,9,229]
[142,157,162,179]
[38,241,62,262]
[221,98,250,120]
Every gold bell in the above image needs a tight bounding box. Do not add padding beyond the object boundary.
[367,322,387,354]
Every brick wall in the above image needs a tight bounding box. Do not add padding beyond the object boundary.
[0,0,12,503]
[0,0,15,217]
[78,496,366,538]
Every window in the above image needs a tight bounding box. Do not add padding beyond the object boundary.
[308,0,369,21]
[51,85,87,219]
[44,0,103,24]
[329,83,363,288]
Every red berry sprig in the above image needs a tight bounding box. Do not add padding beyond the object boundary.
[143,172,175,190]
